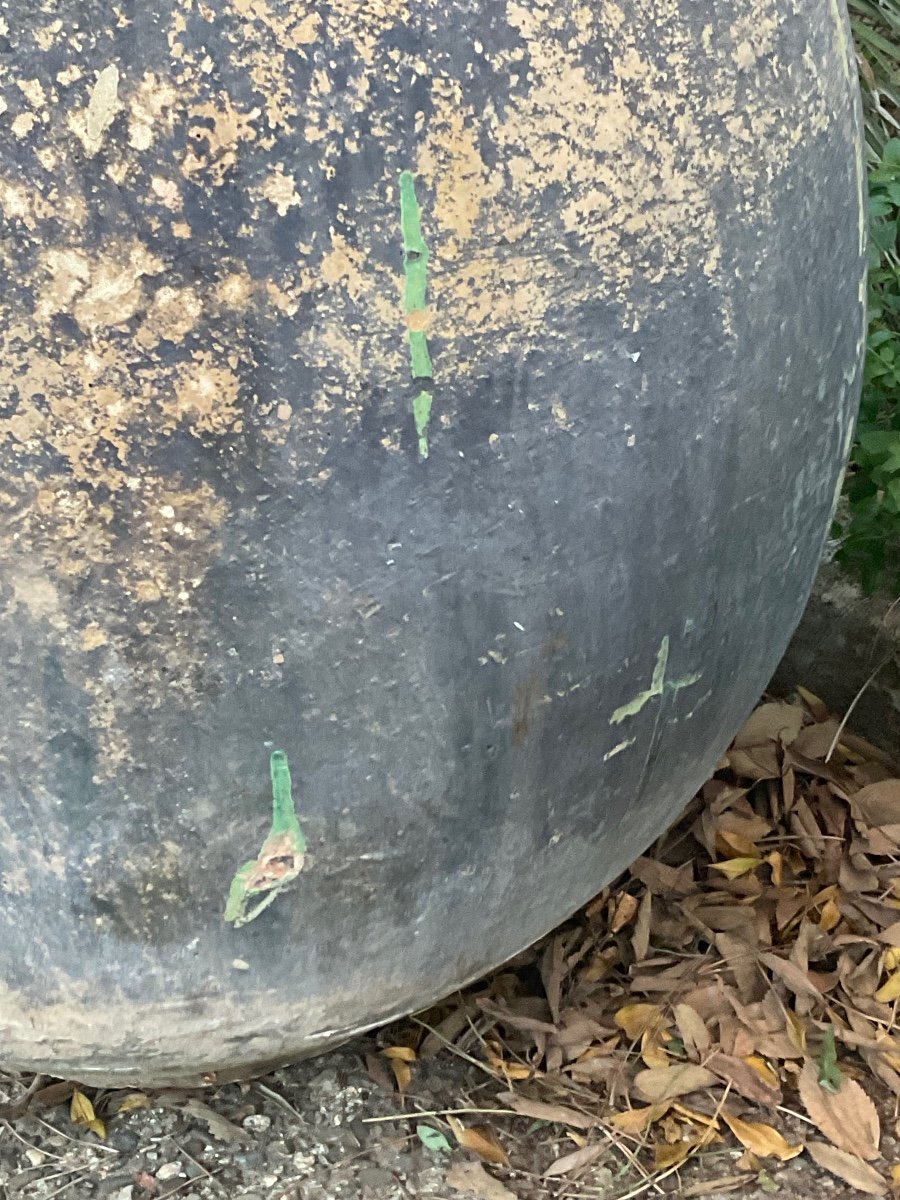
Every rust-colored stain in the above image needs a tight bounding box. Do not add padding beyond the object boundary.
[512,673,541,746]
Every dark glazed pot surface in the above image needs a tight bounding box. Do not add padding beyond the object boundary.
[0,0,865,1084]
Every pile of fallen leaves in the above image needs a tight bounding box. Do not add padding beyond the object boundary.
[378,689,900,1197]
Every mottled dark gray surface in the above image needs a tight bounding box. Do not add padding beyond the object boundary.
[0,0,865,1082]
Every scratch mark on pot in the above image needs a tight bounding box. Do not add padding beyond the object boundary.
[399,170,433,458]
[610,635,701,725]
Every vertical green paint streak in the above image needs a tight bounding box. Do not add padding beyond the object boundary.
[413,390,433,459]
[399,170,434,457]
[270,749,305,849]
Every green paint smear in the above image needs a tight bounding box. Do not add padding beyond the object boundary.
[413,390,433,460]
[408,331,433,380]
[399,170,434,456]
[224,750,307,927]
[610,636,702,725]
[269,750,305,848]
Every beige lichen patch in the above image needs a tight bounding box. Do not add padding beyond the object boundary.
[10,570,65,628]
[150,175,183,210]
[11,112,37,139]
[2,346,133,485]
[324,0,409,64]
[406,0,846,342]
[259,163,301,215]
[127,72,180,151]
[81,623,108,650]
[136,285,202,348]
[214,269,254,311]
[170,351,242,435]
[0,179,55,230]
[320,234,368,302]
[56,64,83,87]
[35,240,164,331]
[34,19,63,51]
[417,76,500,260]
[181,94,260,183]
[17,79,47,109]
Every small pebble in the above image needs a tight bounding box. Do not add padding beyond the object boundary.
[242,1114,271,1133]
[156,1162,183,1181]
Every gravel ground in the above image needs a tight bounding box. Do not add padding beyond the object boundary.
[1,1035,886,1200]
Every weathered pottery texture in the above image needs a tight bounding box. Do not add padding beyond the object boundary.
[0,0,865,1084]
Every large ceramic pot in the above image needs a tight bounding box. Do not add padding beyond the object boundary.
[0,0,865,1084]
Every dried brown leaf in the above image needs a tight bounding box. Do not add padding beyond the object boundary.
[609,1104,669,1134]
[633,1064,717,1103]
[70,1090,106,1139]
[610,892,640,933]
[761,952,824,1000]
[543,1142,605,1178]
[182,1099,251,1144]
[31,1080,76,1110]
[654,1141,693,1169]
[631,891,652,962]
[499,1092,597,1130]
[726,745,781,780]
[446,1161,517,1200]
[793,718,840,759]
[852,780,900,828]
[805,1142,886,1195]
[420,1001,479,1058]
[388,1057,412,1094]
[614,1003,664,1040]
[733,703,804,748]
[674,1003,711,1059]
[707,1052,782,1107]
[715,932,763,1002]
[541,935,566,1024]
[448,1118,510,1167]
[381,1044,417,1062]
[799,1060,880,1160]
[710,857,761,879]
[629,857,694,896]
[365,1052,395,1093]
[796,686,829,721]
[723,1113,802,1160]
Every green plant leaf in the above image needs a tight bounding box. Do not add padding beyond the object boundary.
[416,1124,452,1153]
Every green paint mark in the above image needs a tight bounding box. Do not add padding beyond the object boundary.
[399,170,434,457]
[413,390,433,460]
[610,636,702,725]
[408,332,433,381]
[224,750,307,927]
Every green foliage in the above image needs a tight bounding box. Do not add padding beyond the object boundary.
[415,1124,451,1153]
[838,4,900,593]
